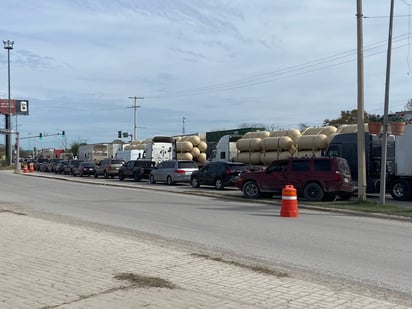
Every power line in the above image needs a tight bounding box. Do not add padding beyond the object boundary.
[145,33,411,99]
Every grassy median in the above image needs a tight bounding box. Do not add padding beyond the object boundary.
[306,199,412,218]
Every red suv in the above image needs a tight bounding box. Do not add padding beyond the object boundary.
[236,157,353,201]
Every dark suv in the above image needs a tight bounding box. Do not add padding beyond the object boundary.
[119,160,156,181]
[94,158,126,178]
[190,161,248,190]
[236,157,353,201]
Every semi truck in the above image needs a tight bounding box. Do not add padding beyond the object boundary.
[325,111,412,201]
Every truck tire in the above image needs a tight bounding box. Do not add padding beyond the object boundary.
[242,181,261,199]
[390,180,412,201]
[303,182,324,202]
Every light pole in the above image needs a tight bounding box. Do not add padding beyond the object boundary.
[128,96,144,141]
[3,40,14,166]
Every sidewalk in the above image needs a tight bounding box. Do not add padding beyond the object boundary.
[1,209,411,309]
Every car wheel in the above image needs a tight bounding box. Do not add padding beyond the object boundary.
[94,172,98,178]
[119,172,124,181]
[215,178,224,190]
[79,172,83,177]
[390,180,412,201]
[167,176,174,185]
[191,177,200,188]
[303,182,324,201]
[149,174,156,184]
[242,181,261,199]
[103,171,109,179]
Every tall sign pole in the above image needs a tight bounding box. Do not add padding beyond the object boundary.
[356,1,367,201]
[3,40,14,166]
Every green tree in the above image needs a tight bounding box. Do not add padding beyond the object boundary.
[69,142,86,157]
[405,98,412,111]
[323,109,370,126]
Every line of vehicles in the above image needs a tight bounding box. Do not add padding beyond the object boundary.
[30,111,412,201]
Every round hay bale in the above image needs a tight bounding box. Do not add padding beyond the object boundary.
[269,129,301,140]
[190,147,201,158]
[177,152,193,160]
[236,138,263,152]
[176,141,193,152]
[260,151,292,165]
[197,141,207,152]
[237,152,262,165]
[242,131,270,139]
[295,134,329,150]
[262,136,293,151]
[319,126,337,136]
[197,153,207,163]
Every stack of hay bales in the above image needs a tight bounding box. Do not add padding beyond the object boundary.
[294,126,337,158]
[236,131,270,164]
[175,135,207,163]
[123,139,150,151]
[236,130,301,165]
[260,129,301,165]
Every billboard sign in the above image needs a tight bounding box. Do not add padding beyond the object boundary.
[0,99,29,115]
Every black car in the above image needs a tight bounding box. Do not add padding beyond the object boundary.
[190,161,248,190]
[72,162,97,177]
[119,160,156,181]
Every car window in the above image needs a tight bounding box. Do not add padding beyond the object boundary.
[111,160,124,164]
[178,161,197,168]
[291,160,310,172]
[228,164,247,172]
[268,161,287,172]
[314,159,331,171]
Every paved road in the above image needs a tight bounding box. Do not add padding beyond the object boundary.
[2,171,412,299]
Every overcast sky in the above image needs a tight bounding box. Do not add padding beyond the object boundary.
[1,0,412,150]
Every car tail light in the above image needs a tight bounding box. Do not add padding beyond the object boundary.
[225,169,231,175]
[334,171,341,181]
[175,169,185,174]
[108,165,112,171]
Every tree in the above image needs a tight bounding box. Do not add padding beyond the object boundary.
[405,98,412,111]
[323,109,371,127]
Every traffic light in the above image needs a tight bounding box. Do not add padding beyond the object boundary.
[118,131,122,138]
[39,133,42,140]
[62,130,65,136]
[122,132,129,138]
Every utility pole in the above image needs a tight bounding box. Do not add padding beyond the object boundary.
[356,0,367,201]
[379,0,395,205]
[128,96,144,141]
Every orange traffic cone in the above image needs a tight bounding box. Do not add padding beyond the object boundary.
[23,164,28,173]
[280,185,298,217]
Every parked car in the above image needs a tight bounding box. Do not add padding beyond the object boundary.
[49,158,64,173]
[235,157,353,201]
[64,160,84,175]
[94,158,126,178]
[72,162,97,177]
[54,160,69,174]
[149,160,199,185]
[190,161,248,190]
[119,160,156,181]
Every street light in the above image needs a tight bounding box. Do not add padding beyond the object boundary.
[3,40,14,166]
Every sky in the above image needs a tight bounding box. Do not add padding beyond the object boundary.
[1,0,412,150]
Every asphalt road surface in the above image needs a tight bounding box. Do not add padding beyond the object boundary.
[1,171,411,299]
